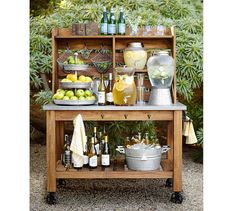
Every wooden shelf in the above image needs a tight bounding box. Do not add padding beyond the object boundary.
[55,36,113,39]
[52,27,177,104]
[55,35,173,39]
[56,159,173,179]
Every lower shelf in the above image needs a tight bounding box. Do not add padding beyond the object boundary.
[56,159,173,179]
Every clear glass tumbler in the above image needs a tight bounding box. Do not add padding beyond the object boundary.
[156,25,165,35]
[136,86,145,105]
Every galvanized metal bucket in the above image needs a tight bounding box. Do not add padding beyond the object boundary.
[116,145,170,171]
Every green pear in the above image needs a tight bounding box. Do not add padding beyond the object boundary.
[55,92,64,100]
[66,90,74,98]
[78,96,86,100]
[84,90,92,97]
[63,96,70,100]
[76,89,85,97]
[70,96,78,100]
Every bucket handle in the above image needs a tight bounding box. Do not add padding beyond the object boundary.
[116,146,125,154]
[162,145,170,154]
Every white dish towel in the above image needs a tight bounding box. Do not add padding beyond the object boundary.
[183,116,198,144]
[70,114,86,167]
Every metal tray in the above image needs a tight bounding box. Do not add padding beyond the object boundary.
[63,64,89,71]
[54,99,96,106]
[60,81,92,89]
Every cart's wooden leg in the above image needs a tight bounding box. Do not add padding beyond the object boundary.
[56,121,64,162]
[167,121,173,162]
[173,111,182,192]
[46,111,56,192]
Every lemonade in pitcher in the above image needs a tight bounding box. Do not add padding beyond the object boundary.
[112,67,137,106]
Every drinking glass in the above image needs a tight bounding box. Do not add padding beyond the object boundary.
[156,24,165,35]
[127,16,141,36]
[136,86,145,105]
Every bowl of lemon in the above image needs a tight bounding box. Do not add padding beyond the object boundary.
[60,74,93,89]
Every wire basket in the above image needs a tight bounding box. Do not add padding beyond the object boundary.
[57,49,89,72]
[91,49,112,74]
[57,48,72,70]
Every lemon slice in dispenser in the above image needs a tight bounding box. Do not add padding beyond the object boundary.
[115,80,127,92]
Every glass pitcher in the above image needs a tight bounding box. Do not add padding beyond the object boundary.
[112,67,137,106]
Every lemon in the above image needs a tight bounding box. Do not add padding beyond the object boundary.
[66,74,77,82]
[78,75,86,82]
[84,76,92,82]
[61,78,72,82]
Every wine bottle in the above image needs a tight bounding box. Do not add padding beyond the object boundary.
[108,7,116,35]
[83,136,89,167]
[93,127,100,156]
[101,135,110,167]
[144,132,150,145]
[118,7,126,35]
[138,132,142,142]
[103,125,107,137]
[98,74,106,106]
[106,73,114,105]
[100,6,108,35]
[64,134,71,167]
[88,137,98,168]
[97,131,103,155]
[100,126,107,153]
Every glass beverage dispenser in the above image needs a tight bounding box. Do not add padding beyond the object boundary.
[112,66,137,106]
[147,51,175,105]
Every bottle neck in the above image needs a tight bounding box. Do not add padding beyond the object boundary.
[103,12,107,19]
[110,12,115,18]
[108,73,112,81]
[119,12,124,19]
[91,137,95,145]
[101,74,104,83]
[104,136,108,143]
[65,134,69,144]
[138,133,141,141]
[103,126,106,134]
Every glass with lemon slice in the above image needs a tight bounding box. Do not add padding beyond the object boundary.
[112,67,137,106]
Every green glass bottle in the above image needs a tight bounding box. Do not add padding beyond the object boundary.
[118,7,126,35]
[108,7,116,35]
[100,6,108,35]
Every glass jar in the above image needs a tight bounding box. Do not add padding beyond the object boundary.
[124,42,147,70]
[147,51,175,88]
[112,66,137,106]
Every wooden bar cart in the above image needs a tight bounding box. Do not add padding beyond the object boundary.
[43,27,187,204]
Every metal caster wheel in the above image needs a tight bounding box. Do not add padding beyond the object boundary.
[57,179,66,187]
[165,178,173,187]
[46,192,57,205]
[170,192,183,204]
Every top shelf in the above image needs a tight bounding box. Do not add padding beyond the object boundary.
[55,35,174,39]
[53,27,175,39]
